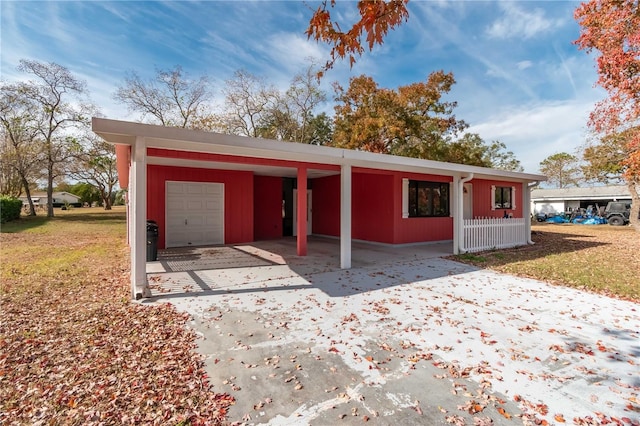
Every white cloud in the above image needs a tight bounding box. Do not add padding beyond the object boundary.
[517,60,533,70]
[265,32,327,76]
[486,3,563,40]
[407,3,542,100]
[467,99,595,173]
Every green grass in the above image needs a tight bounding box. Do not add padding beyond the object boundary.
[456,253,487,263]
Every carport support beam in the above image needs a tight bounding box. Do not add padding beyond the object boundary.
[524,182,536,244]
[457,173,474,254]
[297,167,307,256]
[131,136,151,299]
[452,176,460,255]
[340,164,352,269]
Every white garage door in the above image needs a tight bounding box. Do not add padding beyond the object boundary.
[165,181,224,248]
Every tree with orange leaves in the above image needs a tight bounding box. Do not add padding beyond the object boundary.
[575,0,640,227]
[306,0,409,75]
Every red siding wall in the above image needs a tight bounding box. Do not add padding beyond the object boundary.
[390,172,454,244]
[471,179,524,218]
[352,172,395,243]
[147,165,254,249]
[310,170,454,244]
[144,155,521,249]
[311,175,340,236]
[254,176,282,240]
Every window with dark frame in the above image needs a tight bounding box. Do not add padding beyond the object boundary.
[494,186,512,209]
[408,180,450,217]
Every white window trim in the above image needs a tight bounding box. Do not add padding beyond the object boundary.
[449,182,454,218]
[491,185,496,211]
[402,178,409,218]
[492,185,517,210]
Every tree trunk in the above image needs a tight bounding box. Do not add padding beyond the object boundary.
[99,185,112,210]
[46,178,54,217]
[21,177,36,216]
[102,195,112,210]
[628,181,640,231]
[46,153,54,218]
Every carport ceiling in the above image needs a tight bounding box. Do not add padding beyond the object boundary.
[148,156,339,179]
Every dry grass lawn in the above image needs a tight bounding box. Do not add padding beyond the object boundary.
[0,208,233,425]
[455,223,640,302]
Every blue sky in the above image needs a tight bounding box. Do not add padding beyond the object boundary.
[1,0,603,173]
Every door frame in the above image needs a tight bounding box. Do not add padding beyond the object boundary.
[292,189,312,236]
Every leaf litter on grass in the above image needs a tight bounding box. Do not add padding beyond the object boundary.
[0,209,234,425]
[452,223,640,301]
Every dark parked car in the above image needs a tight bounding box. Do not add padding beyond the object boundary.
[604,201,631,226]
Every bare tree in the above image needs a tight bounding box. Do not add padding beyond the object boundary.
[0,134,25,197]
[284,63,327,143]
[258,63,328,143]
[69,135,118,210]
[16,60,91,217]
[220,70,278,137]
[224,64,327,143]
[114,65,214,129]
[0,83,45,214]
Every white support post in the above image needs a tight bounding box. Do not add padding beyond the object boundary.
[340,164,352,269]
[458,173,474,254]
[127,157,132,246]
[125,192,130,245]
[452,176,460,255]
[131,137,150,299]
[523,182,534,244]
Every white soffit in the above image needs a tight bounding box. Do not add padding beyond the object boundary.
[93,118,547,183]
[148,156,338,178]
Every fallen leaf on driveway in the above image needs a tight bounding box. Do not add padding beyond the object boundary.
[497,407,511,419]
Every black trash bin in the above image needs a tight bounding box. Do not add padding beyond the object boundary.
[146,220,159,261]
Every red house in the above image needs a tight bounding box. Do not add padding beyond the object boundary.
[93,118,545,298]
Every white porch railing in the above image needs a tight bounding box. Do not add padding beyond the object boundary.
[462,218,527,253]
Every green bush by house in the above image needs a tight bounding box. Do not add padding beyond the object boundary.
[0,196,23,223]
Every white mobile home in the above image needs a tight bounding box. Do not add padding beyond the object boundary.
[19,192,82,208]
[531,186,631,215]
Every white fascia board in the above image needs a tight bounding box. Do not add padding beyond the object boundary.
[92,117,547,183]
[534,195,632,202]
[341,150,545,182]
[93,117,344,165]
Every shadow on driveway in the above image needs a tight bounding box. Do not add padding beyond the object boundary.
[146,237,470,299]
[143,238,640,425]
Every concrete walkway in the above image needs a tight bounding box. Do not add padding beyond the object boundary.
[145,239,640,425]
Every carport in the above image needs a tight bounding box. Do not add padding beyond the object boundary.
[92,117,544,300]
[94,118,354,299]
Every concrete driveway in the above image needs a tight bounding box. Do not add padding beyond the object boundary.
[145,239,639,425]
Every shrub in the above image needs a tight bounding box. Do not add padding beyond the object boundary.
[1,196,23,224]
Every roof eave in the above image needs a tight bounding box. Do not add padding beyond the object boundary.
[92,117,546,183]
